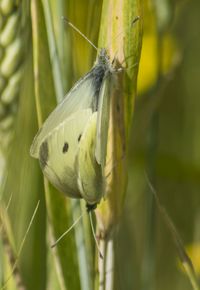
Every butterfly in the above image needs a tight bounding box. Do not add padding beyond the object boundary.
[30,47,121,211]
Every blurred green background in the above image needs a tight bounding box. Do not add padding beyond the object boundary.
[120,1,200,290]
[0,0,200,290]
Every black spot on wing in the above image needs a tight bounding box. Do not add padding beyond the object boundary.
[63,142,69,153]
[78,134,82,142]
[39,141,49,169]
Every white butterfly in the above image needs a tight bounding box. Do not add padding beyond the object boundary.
[30,48,119,210]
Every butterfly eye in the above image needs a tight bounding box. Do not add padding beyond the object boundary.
[78,134,82,142]
[62,142,69,153]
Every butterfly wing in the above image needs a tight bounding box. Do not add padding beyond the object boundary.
[38,109,92,198]
[30,70,99,158]
[77,112,104,204]
[95,75,111,169]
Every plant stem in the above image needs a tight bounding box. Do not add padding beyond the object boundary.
[71,200,92,290]
[105,239,114,290]
[97,237,114,290]
[98,239,106,290]
[42,0,64,103]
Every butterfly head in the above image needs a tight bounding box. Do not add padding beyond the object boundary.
[97,48,123,75]
[97,48,110,63]
[96,48,116,73]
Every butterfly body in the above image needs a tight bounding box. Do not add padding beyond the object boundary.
[30,48,117,207]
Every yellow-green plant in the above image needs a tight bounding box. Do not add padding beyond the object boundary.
[1,1,199,290]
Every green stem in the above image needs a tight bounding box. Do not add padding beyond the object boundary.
[141,114,158,290]
[105,239,114,290]
[99,239,106,290]
[42,0,64,103]
[97,238,114,290]
[71,200,92,290]
[141,10,164,289]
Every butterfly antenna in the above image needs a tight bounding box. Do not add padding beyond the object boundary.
[89,211,103,259]
[51,212,84,248]
[61,16,98,51]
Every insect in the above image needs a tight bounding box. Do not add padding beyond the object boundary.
[30,30,121,211]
